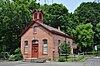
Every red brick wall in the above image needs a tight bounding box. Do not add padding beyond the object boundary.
[52,34,65,58]
[21,23,73,60]
[21,25,34,59]
[36,24,54,60]
[21,23,54,60]
[52,34,73,59]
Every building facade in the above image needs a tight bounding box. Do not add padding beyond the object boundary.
[20,10,73,60]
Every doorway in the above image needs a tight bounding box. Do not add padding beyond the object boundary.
[32,44,38,58]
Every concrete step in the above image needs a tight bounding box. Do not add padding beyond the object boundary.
[23,58,46,63]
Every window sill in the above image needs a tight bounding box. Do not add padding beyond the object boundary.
[42,53,48,55]
[33,32,37,34]
[24,53,28,55]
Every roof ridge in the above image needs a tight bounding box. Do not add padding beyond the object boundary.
[37,22,66,35]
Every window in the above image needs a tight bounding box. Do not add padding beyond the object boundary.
[39,13,42,19]
[68,41,70,44]
[24,41,28,54]
[58,40,61,45]
[34,26,37,33]
[34,13,37,19]
[43,39,48,54]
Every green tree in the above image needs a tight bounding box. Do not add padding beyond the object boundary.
[41,3,69,28]
[60,42,71,54]
[74,2,100,46]
[73,23,94,52]
[60,42,71,60]
[0,0,39,53]
[94,22,100,45]
[61,13,79,36]
[74,2,100,26]
[41,3,76,37]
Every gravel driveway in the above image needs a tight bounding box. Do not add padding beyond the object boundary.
[0,57,100,66]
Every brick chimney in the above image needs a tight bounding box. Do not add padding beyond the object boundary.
[58,27,60,31]
[32,10,43,23]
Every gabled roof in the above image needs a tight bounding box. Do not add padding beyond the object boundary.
[20,21,72,38]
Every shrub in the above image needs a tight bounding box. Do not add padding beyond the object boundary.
[58,57,66,62]
[97,44,100,51]
[78,56,85,62]
[14,48,23,60]
[92,50,97,56]
[9,48,23,61]
[0,53,3,58]
[8,54,16,61]
[60,42,71,54]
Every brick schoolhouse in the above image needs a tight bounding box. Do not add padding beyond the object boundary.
[20,10,74,60]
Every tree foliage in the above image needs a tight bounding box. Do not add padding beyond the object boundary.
[74,2,100,26]
[74,2,100,52]
[60,42,71,54]
[0,0,39,53]
[94,22,100,45]
[72,23,94,52]
[41,3,69,29]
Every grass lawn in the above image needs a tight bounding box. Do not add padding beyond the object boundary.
[58,55,93,62]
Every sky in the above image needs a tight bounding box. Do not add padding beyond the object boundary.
[36,0,95,13]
